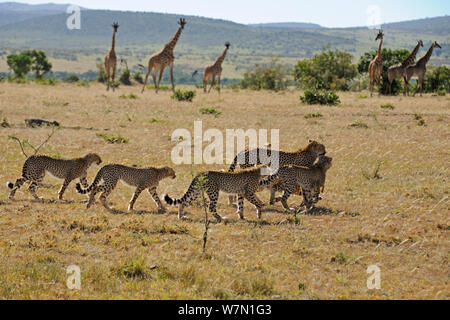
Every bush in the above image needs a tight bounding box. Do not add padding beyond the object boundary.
[300,89,340,105]
[96,133,129,144]
[96,63,107,83]
[133,72,143,84]
[6,53,32,78]
[171,89,195,102]
[380,103,395,110]
[34,78,57,85]
[239,57,289,91]
[199,107,221,117]
[421,66,450,93]
[119,68,131,85]
[304,112,323,119]
[294,48,357,91]
[64,74,79,83]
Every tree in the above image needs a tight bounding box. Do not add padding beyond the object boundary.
[23,50,52,79]
[422,66,450,93]
[7,53,32,78]
[239,57,289,91]
[293,48,357,91]
[357,48,410,95]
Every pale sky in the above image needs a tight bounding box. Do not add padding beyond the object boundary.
[4,0,450,27]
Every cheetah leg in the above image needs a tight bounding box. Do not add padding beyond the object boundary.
[207,188,222,222]
[148,186,165,212]
[228,194,237,207]
[237,194,245,219]
[99,188,113,212]
[278,186,294,212]
[79,176,89,189]
[269,186,277,205]
[28,173,44,201]
[244,192,265,219]
[8,177,27,199]
[87,188,97,209]
[58,177,73,200]
[128,185,145,212]
[178,203,186,220]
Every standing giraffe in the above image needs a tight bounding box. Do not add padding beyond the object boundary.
[368,30,384,97]
[203,42,230,93]
[405,41,442,97]
[142,18,186,93]
[387,40,423,95]
[105,22,119,92]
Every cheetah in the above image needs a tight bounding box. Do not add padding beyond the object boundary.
[164,167,278,222]
[228,140,326,205]
[7,153,102,201]
[76,164,176,213]
[260,156,333,212]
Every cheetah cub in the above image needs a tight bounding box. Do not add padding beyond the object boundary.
[164,167,278,221]
[260,156,333,211]
[76,164,176,213]
[7,153,102,201]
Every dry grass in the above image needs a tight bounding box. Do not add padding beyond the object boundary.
[0,82,448,299]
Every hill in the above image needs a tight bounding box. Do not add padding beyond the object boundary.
[248,22,323,29]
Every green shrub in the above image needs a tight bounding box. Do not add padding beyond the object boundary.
[199,107,221,117]
[119,68,132,85]
[96,63,107,83]
[380,103,395,110]
[34,78,57,85]
[239,57,289,91]
[304,112,323,119]
[76,80,90,87]
[434,89,446,96]
[171,89,195,102]
[294,48,357,91]
[119,93,138,99]
[96,133,129,144]
[64,74,79,83]
[300,89,340,105]
[348,120,368,128]
[147,85,170,91]
[133,72,143,84]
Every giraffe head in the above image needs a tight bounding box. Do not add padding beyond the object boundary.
[112,22,119,32]
[225,42,231,49]
[418,40,424,47]
[375,29,384,41]
[432,41,442,49]
[178,18,187,29]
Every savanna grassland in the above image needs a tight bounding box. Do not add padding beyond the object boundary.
[0,82,448,299]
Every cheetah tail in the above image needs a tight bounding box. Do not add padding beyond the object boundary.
[228,155,238,172]
[259,171,279,187]
[163,175,202,206]
[76,170,102,194]
[6,182,14,189]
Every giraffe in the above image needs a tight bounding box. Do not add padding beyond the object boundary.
[203,42,230,93]
[105,22,119,92]
[368,30,384,97]
[141,18,186,93]
[405,41,442,97]
[387,40,423,95]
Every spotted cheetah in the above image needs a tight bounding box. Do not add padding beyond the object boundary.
[260,156,332,211]
[228,140,326,205]
[76,164,176,212]
[7,153,102,201]
[164,167,278,221]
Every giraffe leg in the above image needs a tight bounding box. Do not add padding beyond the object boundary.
[152,70,158,93]
[404,77,409,96]
[142,63,153,93]
[217,75,221,94]
[203,73,210,93]
[418,76,424,97]
[157,67,165,93]
[208,75,216,93]
[169,63,175,93]
[105,63,110,91]
[111,61,117,92]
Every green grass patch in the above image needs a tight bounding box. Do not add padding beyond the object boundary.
[199,107,221,117]
[96,133,129,144]
[380,103,395,110]
[171,89,195,102]
[304,112,323,119]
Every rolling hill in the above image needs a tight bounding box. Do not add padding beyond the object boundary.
[0,3,448,77]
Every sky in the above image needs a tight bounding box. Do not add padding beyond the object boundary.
[5,0,450,27]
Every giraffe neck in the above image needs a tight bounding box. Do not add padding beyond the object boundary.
[215,47,229,66]
[111,30,116,51]
[376,38,383,59]
[417,44,434,66]
[165,26,183,53]
[402,42,421,66]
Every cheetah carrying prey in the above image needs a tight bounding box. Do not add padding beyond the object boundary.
[164,167,278,221]
[228,140,326,205]
[76,164,176,212]
[7,153,102,201]
[260,156,333,212]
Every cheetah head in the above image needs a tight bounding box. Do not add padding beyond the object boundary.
[164,167,177,179]
[87,153,102,165]
[307,140,326,157]
[318,155,333,171]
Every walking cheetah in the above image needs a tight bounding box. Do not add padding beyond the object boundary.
[164,167,278,221]
[76,164,176,212]
[7,153,102,201]
[260,156,333,211]
[228,140,326,205]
